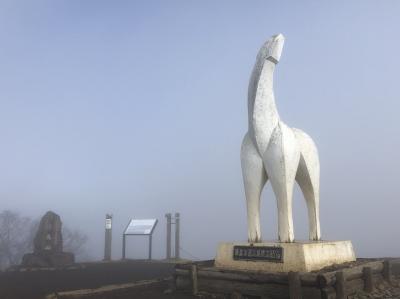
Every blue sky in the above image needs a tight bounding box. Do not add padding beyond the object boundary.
[1,1,400,260]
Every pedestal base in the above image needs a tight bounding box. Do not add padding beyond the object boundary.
[21,252,75,268]
[215,241,356,272]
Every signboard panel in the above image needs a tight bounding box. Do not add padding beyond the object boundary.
[233,245,284,262]
[124,219,157,235]
[105,218,112,229]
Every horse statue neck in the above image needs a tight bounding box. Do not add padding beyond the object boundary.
[248,57,280,153]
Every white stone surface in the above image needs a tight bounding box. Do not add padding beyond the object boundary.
[215,241,356,272]
[241,33,321,243]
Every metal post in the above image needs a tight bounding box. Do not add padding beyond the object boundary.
[122,234,126,259]
[149,234,152,260]
[175,212,180,259]
[104,214,112,261]
[166,213,172,259]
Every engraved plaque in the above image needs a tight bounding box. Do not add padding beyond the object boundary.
[233,245,284,262]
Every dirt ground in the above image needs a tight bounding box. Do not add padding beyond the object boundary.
[0,260,176,299]
[349,275,400,299]
[3,259,400,299]
[137,275,400,299]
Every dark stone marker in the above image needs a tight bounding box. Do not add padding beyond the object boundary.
[233,245,284,262]
[21,211,74,268]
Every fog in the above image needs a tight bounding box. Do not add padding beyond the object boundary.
[0,0,399,262]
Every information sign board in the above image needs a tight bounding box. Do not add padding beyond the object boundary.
[124,219,157,235]
[105,218,112,229]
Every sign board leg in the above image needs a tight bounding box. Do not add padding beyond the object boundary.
[149,234,152,260]
[122,235,126,259]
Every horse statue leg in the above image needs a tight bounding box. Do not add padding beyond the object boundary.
[263,123,300,243]
[294,128,321,241]
[241,133,267,243]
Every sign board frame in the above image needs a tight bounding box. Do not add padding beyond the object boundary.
[122,218,158,260]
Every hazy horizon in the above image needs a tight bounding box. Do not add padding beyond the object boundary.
[1,0,400,261]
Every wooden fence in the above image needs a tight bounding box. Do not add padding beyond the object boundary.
[174,259,400,299]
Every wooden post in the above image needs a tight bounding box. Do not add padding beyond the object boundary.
[104,214,112,261]
[383,260,392,283]
[230,291,243,299]
[171,273,177,291]
[335,271,346,299]
[175,213,180,259]
[166,213,172,259]
[288,271,302,299]
[321,287,336,299]
[191,264,198,295]
[363,266,374,293]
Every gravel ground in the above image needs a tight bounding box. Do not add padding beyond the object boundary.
[349,275,400,299]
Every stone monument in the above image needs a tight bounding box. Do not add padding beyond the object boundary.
[215,34,355,272]
[21,211,74,267]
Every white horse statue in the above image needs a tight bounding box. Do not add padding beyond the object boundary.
[241,33,321,243]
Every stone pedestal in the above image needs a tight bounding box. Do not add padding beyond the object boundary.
[215,241,356,272]
[22,252,74,268]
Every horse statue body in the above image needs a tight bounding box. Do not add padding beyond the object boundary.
[241,33,321,243]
